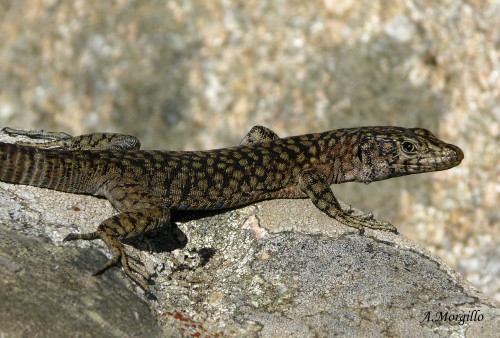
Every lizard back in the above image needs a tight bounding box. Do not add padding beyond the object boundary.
[0,136,314,208]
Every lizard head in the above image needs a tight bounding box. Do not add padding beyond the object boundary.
[356,127,464,183]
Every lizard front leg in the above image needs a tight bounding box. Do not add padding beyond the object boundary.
[2,127,140,150]
[298,168,397,233]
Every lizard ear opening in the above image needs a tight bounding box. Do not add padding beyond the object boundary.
[356,134,376,165]
[356,133,370,164]
[357,134,377,165]
[357,140,364,163]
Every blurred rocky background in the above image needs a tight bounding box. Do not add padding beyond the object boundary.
[0,0,498,301]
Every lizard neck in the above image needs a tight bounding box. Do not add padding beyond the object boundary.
[323,131,366,184]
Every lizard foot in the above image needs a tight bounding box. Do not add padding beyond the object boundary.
[340,202,374,220]
[335,213,398,234]
[64,231,151,292]
[360,219,398,234]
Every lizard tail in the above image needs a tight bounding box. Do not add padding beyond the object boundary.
[0,142,89,193]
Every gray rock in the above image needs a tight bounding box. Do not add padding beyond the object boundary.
[0,226,163,338]
[1,180,498,337]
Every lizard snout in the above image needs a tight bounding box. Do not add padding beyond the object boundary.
[448,143,464,164]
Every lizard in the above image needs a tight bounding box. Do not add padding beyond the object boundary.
[0,126,464,291]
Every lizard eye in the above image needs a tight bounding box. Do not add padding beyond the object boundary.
[401,141,417,154]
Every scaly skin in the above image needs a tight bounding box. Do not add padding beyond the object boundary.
[0,126,464,290]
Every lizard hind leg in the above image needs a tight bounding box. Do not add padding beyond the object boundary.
[240,125,280,145]
[2,127,141,150]
[64,207,171,291]
[63,226,150,291]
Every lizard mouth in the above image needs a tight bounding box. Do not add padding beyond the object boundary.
[428,143,464,168]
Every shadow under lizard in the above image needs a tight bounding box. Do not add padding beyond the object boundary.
[0,126,464,291]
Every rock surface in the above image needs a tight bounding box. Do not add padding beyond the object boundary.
[0,134,498,337]
[0,226,163,338]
